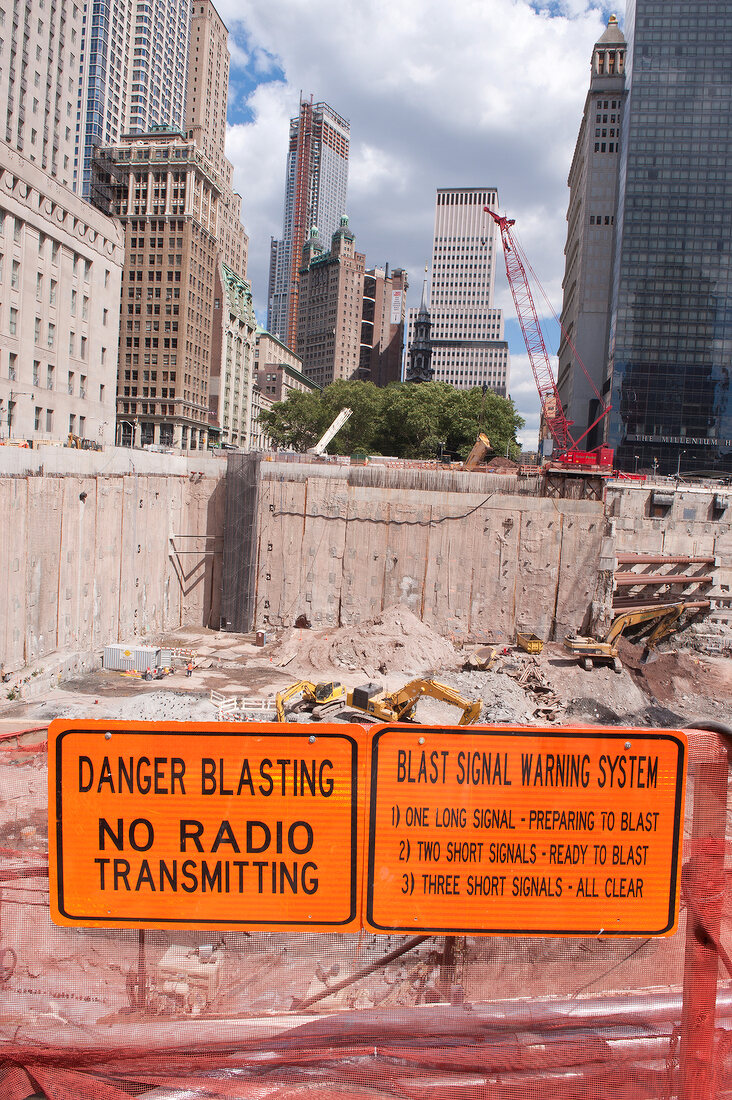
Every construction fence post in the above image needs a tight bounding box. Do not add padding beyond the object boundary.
[678,733,728,1099]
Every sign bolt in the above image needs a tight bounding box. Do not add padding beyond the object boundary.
[105,731,112,740]
[309,734,316,744]
[624,741,631,750]
[418,737,425,745]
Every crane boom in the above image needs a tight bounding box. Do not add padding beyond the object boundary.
[484,207,612,466]
[308,407,353,455]
[484,208,572,454]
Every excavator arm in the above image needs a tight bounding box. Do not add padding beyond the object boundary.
[275,679,315,722]
[604,603,686,647]
[382,679,482,725]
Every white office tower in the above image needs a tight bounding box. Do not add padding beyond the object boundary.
[409,187,510,395]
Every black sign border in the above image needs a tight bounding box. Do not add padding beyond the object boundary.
[54,724,360,928]
[366,726,686,936]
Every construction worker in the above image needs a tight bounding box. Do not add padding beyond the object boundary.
[144,668,152,681]
[186,660,193,677]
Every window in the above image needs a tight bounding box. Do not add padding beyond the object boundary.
[80,374,86,398]
[8,352,16,380]
[68,372,74,395]
[80,336,87,359]
[82,296,88,320]
[33,360,40,387]
[34,407,41,431]
[78,416,85,438]
[50,279,57,305]
[69,333,75,356]
[36,272,43,299]
[48,323,55,348]
[9,307,18,335]
[69,414,76,434]
[45,408,53,432]
[71,289,77,316]
[11,259,19,288]
[99,384,105,402]
[47,365,54,390]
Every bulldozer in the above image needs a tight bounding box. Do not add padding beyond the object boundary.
[275,680,348,722]
[564,602,700,671]
[345,678,482,725]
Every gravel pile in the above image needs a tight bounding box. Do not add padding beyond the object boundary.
[28,691,217,723]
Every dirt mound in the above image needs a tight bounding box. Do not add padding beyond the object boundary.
[273,605,460,680]
[631,648,731,707]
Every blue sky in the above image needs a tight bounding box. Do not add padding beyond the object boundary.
[218,0,620,448]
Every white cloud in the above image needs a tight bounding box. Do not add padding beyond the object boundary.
[220,0,611,430]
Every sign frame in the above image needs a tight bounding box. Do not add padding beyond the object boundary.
[365,725,686,937]
[49,719,364,932]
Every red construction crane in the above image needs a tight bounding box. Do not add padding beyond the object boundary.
[484,207,613,470]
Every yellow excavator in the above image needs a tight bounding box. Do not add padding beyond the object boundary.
[564,602,698,672]
[276,677,482,725]
[346,678,482,725]
[275,680,347,722]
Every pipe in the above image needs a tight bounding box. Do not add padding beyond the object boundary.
[614,573,715,586]
[291,935,431,1011]
[616,554,715,565]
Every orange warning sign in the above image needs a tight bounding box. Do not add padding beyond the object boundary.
[49,720,364,931]
[365,726,686,936]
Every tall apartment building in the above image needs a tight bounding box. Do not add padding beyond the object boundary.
[91,0,250,451]
[296,218,365,388]
[359,266,408,386]
[75,0,190,196]
[556,16,626,450]
[604,0,732,475]
[268,99,350,349]
[408,188,510,395]
[0,0,124,445]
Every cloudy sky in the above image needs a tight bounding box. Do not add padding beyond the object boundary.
[217,0,619,448]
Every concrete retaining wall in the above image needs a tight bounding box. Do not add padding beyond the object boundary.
[0,450,226,676]
[254,463,606,641]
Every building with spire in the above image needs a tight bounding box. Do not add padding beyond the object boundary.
[268,99,350,350]
[406,269,434,383]
[556,15,626,450]
[408,188,509,394]
[603,1,732,474]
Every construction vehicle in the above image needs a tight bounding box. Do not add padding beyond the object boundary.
[564,602,696,671]
[307,408,353,455]
[484,207,614,472]
[346,679,482,725]
[276,680,348,722]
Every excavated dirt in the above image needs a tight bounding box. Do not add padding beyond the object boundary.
[272,605,461,682]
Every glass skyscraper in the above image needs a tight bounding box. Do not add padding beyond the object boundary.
[606,0,732,474]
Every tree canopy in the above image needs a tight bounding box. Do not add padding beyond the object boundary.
[258,380,525,461]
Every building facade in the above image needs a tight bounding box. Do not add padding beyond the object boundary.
[91,0,250,452]
[75,0,190,196]
[359,265,408,386]
[93,128,222,449]
[210,264,256,448]
[408,188,510,395]
[556,16,626,450]
[0,0,124,446]
[254,329,317,402]
[296,218,365,388]
[605,0,732,475]
[268,99,350,349]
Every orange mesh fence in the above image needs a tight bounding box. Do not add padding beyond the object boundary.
[0,723,729,1099]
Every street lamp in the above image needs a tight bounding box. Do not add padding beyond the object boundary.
[652,457,658,477]
[676,449,686,480]
[634,454,640,474]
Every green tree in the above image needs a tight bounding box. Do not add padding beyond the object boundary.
[258,380,524,459]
